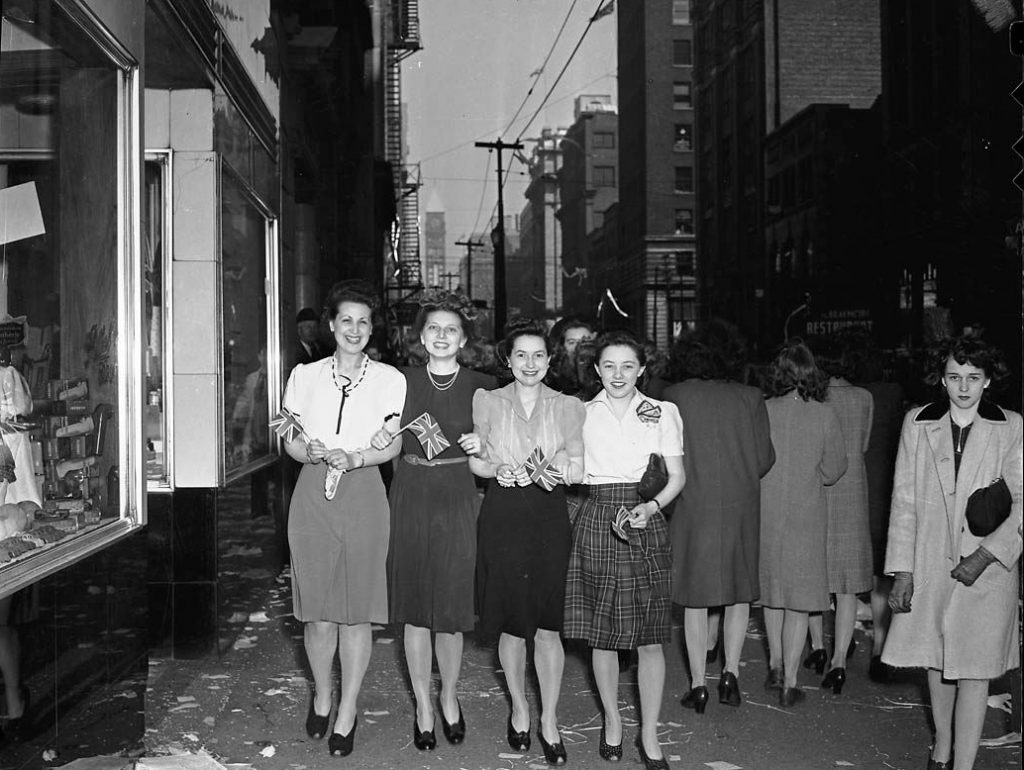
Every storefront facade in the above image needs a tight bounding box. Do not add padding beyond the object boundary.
[0,0,285,757]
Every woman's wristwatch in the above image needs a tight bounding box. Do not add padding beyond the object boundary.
[354,450,366,469]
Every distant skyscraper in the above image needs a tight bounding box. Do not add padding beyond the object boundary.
[423,189,446,289]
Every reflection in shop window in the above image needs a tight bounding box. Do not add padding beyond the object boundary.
[222,168,272,478]
[0,0,135,569]
[143,155,170,487]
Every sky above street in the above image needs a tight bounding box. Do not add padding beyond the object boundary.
[403,0,617,262]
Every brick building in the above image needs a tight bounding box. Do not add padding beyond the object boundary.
[693,0,880,349]
[616,0,698,345]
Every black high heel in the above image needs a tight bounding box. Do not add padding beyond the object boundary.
[869,655,892,683]
[5,686,29,738]
[636,735,670,770]
[413,716,436,751]
[599,726,622,762]
[764,667,784,691]
[328,716,358,757]
[680,685,709,713]
[507,715,531,752]
[718,671,742,707]
[538,728,567,765]
[305,695,330,740]
[705,640,720,665]
[778,687,805,707]
[803,648,827,674]
[439,699,465,744]
[821,667,846,694]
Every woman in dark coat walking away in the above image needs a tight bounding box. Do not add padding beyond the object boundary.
[758,340,847,707]
[663,329,774,711]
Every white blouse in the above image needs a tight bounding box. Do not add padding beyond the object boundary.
[282,357,407,450]
[583,390,684,484]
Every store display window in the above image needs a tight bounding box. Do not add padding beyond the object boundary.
[143,152,171,488]
[0,0,143,593]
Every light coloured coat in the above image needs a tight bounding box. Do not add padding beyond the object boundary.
[882,400,1022,679]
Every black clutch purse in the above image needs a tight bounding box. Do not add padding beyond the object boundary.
[638,453,668,502]
[965,477,1012,537]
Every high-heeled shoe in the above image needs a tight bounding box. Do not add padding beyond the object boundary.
[764,667,784,691]
[869,655,892,683]
[599,726,622,762]
[803,648,827,674]
[538,728,567,765]
[821,667,847,694]
[680,685,709,713]
[718,671,741,707]
[507,715,531,752]
[705,640,720,665]
[439,699,465,744]
[412,716,436,751]
[5,686,29,738]
[327,716,358,757]
[778,687,805,707]
[305,695,330,740]
[926,752,953,770]
[636,735,670,770]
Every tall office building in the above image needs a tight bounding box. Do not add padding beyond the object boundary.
[517,128,566,317]
[617,0,697,345]
[423,190,446,288]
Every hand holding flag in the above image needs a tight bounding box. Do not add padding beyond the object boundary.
[270,407,309,443]
[402,412,450,460]
[522,446,564,491]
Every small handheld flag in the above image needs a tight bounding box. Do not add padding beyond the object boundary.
[522,446,564,492]
[270,407,309,443]
[404,412,450,460]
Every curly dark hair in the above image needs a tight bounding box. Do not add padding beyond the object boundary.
[412,288,477,339]
[927,336,1010,389]
[497,317,552,364]
[669,319,748,382]
[763,338,829,402]
[324,280,379,321]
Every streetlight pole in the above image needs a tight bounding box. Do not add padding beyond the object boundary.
[475,138,523,334]
[454,238,484,300]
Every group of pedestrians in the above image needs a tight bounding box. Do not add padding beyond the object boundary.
[279,281,1020,770]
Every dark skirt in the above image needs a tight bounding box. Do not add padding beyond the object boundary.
[388,458,480,632]
[288,463,389,624]
[476,483,571,642]
[564,483,672,649]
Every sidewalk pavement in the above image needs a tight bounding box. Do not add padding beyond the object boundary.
[137,487,1021,770]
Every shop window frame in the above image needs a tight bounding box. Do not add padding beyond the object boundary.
[144,150,174,492]
[219,158,280,486]
[0,0,145,599]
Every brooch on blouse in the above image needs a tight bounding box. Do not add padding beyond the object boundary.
[636,400,662,425]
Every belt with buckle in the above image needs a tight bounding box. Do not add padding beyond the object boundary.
[402,454,468,467]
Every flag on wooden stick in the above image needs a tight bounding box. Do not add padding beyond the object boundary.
[269,407,309,443]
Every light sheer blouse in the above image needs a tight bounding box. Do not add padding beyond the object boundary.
[473,383,585,469]
[583,389,684,484]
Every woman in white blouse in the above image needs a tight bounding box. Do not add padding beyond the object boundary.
[281,281,406,758]
[564,332,686,769]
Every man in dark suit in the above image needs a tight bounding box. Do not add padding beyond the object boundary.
[295,307,325,366]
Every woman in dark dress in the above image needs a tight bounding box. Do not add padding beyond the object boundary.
[470,318,585,766]
[282,281,407,758]
[564,332,686,769]
[371,290,494,750]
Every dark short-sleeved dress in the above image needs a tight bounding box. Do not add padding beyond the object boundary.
[474,384,586,642]
[284,357,407,624]
[388,366,495,632]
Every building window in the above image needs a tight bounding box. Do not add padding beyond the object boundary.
[675,208,695,235]
[672,0,690,24]
[592,132,615,149]
[673,39,692,67]
[674,166,694,194]
[593,165,616,187]
[673,82,692,110]
[674,123,693,152]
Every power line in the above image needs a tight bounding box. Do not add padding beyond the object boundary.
[468,151,493,238]
[501,0,581,136]
[514,0,612,143]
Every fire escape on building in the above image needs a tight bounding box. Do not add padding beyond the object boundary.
[384,0,422,316]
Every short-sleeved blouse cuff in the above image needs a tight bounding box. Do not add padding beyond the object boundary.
[472,388,493,447]
[658,401,684,457]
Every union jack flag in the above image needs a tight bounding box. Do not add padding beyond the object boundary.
[522,446,564,492]
[406,412,450,460]
[269,407,308,443]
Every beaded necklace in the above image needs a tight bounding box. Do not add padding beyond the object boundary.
[331,354,369,433]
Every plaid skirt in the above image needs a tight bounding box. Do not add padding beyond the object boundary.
[563,483,672,649]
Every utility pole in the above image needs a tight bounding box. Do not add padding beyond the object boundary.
[454,238,484,300]
[474,138,523,334]
[439,271,460,291]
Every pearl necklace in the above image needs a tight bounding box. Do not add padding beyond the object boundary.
[427,366,459,392]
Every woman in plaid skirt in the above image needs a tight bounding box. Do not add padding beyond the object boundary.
[563,332,686,769]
